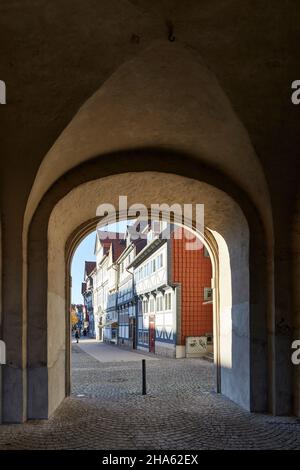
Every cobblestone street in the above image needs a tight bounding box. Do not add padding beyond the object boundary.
[0,341,300,450]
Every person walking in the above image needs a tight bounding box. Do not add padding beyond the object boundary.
[75,329,80,344]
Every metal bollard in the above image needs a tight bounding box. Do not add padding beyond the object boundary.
[142,359,147,395]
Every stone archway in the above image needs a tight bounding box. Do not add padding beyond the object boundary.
[17,41,274,423]
[292,194,300,416]
[26,170,268,419]
[65,213,220,398]
[24,41,272,235]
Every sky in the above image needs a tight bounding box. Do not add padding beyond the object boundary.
[71,220,134,304]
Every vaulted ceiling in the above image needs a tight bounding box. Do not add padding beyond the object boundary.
[0,0,299,222]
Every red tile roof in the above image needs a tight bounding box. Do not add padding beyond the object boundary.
[111,238,126,262]
[84,261,96,276]
[133,237,147,255]
[96,230,126,262]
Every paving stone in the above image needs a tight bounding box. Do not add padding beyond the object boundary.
[0,344,300,449]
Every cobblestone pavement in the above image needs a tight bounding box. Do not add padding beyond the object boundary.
[1,343,300,449]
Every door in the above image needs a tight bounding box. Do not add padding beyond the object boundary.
[149,316,155,353]
[129,317,136,350]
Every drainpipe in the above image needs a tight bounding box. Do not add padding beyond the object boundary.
[112,263,119,342]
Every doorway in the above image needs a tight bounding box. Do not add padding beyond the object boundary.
[129,317,136,350]
[149,315,156,353]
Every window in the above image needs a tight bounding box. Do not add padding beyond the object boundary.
[165,292,172,310]
[143,299,148,314]
[152,220,160,235]
[112,329,117,340]
[204,287,213,301]
[156,254,161,269]
[149,298,154,312]
[152,258,156,272]
[149,262,152,274]
[156,296,163,311]
[143,331,149,345]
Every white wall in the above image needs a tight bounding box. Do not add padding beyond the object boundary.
[134,244,167,295]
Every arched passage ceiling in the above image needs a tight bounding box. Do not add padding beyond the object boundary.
[24,41,272,236]
[1,0,299,241]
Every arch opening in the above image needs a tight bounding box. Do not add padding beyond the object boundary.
[18,40,273,424]
[68,216,220,397]
[26,171,268,420]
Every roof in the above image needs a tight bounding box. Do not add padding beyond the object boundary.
[96,230,126,262]
[84,261,96,276]
[96,229,124,242]
[110,238,126,262]
[133,237,147,255]
[113,221,148,263]
[127,237,167,269]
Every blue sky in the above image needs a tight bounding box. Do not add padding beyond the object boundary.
[71,231,96,304]
[71,220,134,304]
